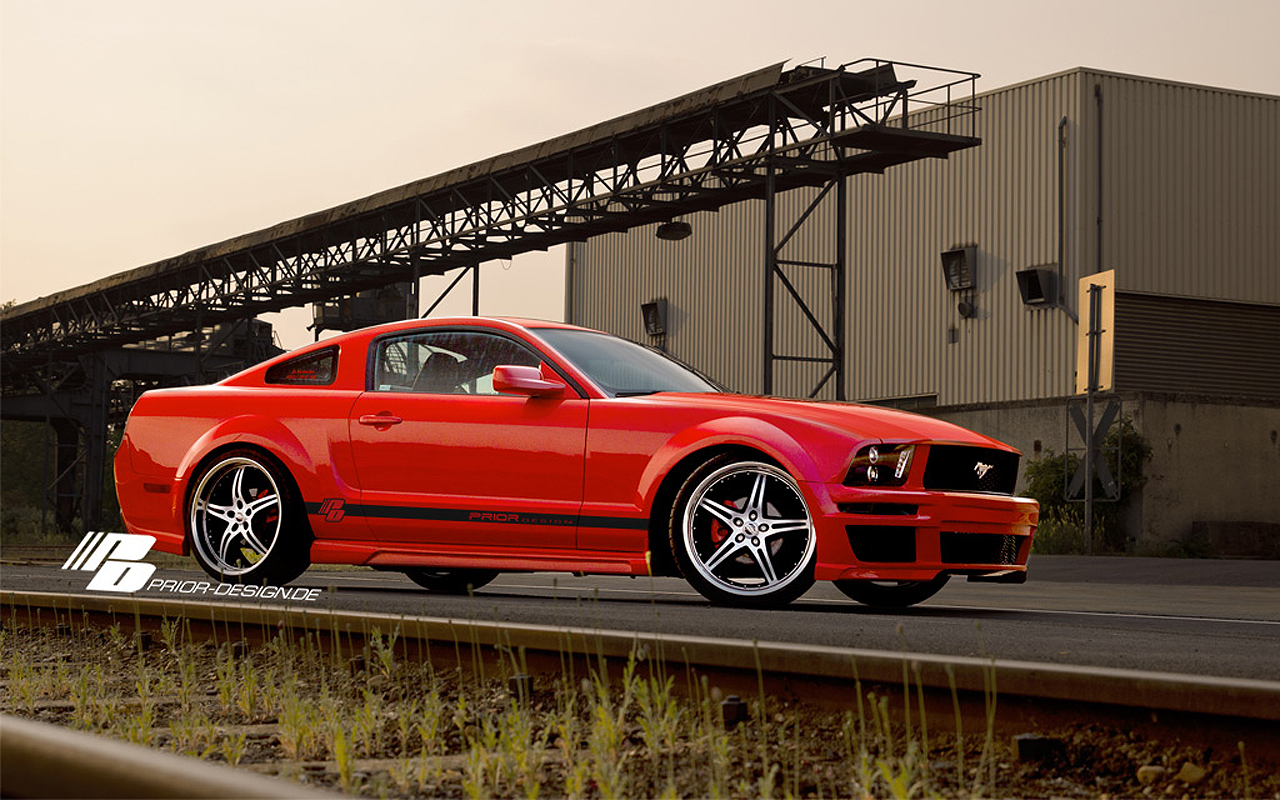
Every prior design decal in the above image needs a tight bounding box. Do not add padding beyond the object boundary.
[318,497,346,522]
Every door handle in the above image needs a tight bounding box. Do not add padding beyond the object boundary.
[358,414,403,426]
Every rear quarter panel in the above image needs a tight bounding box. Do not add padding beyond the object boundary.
[116,385,365,549]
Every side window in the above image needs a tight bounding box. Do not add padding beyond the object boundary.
[372,331,540,394]
[265,347,337,386]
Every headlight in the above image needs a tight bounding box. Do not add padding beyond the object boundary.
[844,444,915,487]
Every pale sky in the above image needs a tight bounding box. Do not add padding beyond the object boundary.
[2,0,1277,349]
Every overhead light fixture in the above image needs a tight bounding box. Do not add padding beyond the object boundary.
[1015,267,1057,307]
[655,220,692,241]
[641,299,668,336]
[940,246,976,291]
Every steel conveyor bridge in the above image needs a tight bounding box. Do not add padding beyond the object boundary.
[2,59,978,380]
[0,57,980,531]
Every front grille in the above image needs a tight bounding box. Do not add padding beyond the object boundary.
[940,532,1021,565]
[923,446,1019,495]
[847,526,916,562]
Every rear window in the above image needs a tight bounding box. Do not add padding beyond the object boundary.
[265,347,338,386]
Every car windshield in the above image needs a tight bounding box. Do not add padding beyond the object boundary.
[532,328,720,397]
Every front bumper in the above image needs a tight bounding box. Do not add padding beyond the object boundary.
[806,483,1039,582]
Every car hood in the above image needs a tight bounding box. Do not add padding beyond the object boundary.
[643,393,1015,451]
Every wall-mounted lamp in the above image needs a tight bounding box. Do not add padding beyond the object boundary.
[940,246,976,291]
[655,220,692,241]
[641,299,668,336]
[1015,267,1057,307]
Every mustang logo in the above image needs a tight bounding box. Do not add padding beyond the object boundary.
[974,462,994,479]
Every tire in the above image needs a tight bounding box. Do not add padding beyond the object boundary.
[834,575,950,608]
[187,449,310,585]
[669,455,816,608]
[403,569,499,594]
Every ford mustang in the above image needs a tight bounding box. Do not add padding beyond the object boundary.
[114,317,1037,608]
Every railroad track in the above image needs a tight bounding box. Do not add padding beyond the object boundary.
[3,589,1278,797]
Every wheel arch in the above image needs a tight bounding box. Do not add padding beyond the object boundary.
[639,416,820,578]
[644,443,780,577]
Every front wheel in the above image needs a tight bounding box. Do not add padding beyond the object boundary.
[187,449,309,585]
[834,575,950,608]
[403,569,499,594]
[670,455,816,608]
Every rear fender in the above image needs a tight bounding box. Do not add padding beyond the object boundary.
[174,416,316,502]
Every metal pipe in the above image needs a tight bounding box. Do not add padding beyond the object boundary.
[1058,116,1068,306]
[0,713,336,799]
[1094,84,1103,276]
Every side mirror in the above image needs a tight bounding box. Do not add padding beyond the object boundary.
[492,364,567,398]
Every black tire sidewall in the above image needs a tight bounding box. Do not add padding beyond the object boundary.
[834,575,950,608]
[186,448,310,586]
[668,454,816,609]
[402,568,499,594]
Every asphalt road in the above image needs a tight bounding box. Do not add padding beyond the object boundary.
[4,555,1278,681]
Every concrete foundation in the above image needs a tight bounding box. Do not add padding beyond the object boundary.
[917,393,1280,554]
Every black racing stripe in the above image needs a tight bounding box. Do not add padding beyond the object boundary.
[578,515,650,530]
[305,501,644,530]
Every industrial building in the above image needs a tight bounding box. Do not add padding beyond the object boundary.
[566,68,1280,553]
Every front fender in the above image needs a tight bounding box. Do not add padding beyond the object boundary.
[636,416,825,512]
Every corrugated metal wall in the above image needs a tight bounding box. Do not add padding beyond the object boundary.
[568,199,767,393]
[1091,73,1280,303]
[569,69,1279,406]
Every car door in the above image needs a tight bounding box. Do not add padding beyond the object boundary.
[348,327,586,549]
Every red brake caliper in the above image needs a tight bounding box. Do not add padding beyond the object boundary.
[256,488,279,526]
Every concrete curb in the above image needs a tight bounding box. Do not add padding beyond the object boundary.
[7,590,1279,722]
[0,713,338,799]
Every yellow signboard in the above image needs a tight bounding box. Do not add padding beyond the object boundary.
[1074,269,1115,394]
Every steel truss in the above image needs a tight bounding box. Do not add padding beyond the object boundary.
[764,174,848,399]
[2,59,978,380]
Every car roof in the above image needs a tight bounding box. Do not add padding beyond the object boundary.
[219,316,603,389]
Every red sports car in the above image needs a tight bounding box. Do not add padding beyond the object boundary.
[115,317,1037,608]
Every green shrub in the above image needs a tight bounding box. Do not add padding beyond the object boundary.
[1022,416,1151,553]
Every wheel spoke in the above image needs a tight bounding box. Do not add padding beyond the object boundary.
[239,526,271,557]
[764,518,810,536]
[697,497,737,527]
[704,538,747,572]
[745,473,767,515]
[230,466,248,504]
[199,500,236,524]
[217,524,239,564]
[244,493,278,519]
[751,545,779,584]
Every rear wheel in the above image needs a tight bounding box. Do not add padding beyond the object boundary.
[669,455,816,608]
[403,568,499,594]
[834,575,949,608]
[187,449,309,585]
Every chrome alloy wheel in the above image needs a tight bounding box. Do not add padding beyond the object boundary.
[681,461,816,597]
[189,456,283,577]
